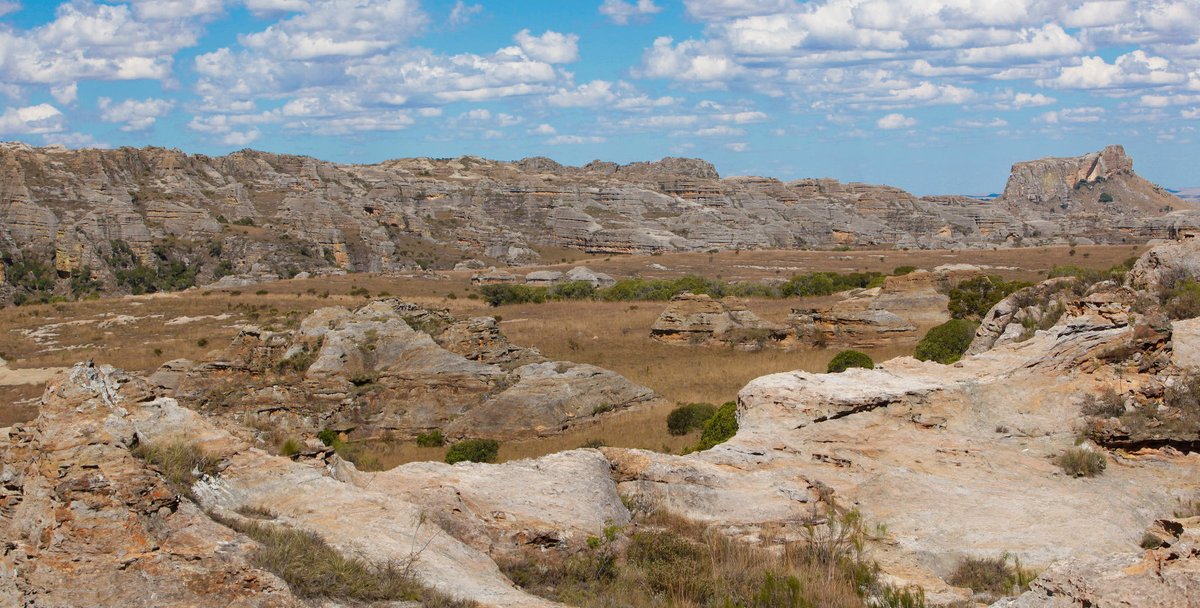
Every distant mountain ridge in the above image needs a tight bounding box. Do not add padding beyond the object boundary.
[0,142,1196,303]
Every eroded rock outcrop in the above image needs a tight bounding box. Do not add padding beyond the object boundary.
[650,292,789,350]
[0,363,299,607]
[613,277,1200,603]
[1000,144,1188,216]
[1128,237,1200,293]
[3,361,609,607]
[998,516,1200,608]
[174,299,660,442]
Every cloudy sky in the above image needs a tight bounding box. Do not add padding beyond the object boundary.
[1,0,1198,194]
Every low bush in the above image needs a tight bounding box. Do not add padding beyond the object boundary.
[316,429,339,446]
[445,438,500,464]
[479,283,548,306]
[827,350,874,373]
[416,430,446,448]
[1080,388,1125,418]
[694,401,738,451]
[947,554,1036,602]
[666,402,717,436]
[948,276,1031,320]
[1057,447,1106,477]
[914,319,978,364]
[781,271,885,297]
[1162,278,1200,320]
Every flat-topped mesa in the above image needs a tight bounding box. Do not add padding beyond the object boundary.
[999,144,1188,216]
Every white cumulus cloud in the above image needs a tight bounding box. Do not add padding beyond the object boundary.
[599,0,662,25]
[876,113,916,129]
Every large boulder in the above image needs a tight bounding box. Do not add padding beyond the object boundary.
[872,270,952,327]
[1128,238,1200,292]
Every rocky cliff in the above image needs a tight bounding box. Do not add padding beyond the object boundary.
[1,142,1197,304]
[999,144,1189,219]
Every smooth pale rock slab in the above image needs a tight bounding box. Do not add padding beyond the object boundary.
[1172,317,1200,369]
[333,449,630,558]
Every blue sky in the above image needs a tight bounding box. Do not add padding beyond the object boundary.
[1,1,1199,194]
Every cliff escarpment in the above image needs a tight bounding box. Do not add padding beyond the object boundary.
[0,142,1196,304]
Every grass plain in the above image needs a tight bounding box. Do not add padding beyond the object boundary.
[0,244,1146,462]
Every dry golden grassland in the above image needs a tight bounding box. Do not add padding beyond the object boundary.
[0,245,1145,463]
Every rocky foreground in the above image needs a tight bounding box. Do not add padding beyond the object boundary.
[4,240,1200,606]
[1,142,1198,305]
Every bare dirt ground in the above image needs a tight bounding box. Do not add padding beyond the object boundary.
[0,244,1145,458]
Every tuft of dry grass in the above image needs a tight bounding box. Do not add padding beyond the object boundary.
[211,511,473,606]
[1057,447,1106,477]
[499,505,925,608]
[947,554,1037,602]
[130,440,219,494]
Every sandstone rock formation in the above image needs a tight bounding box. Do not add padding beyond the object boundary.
[613,272,1200,603]
[650,292,789,350]
[999,516,1200,608]
[173,299,660,443]
[967,277,1077,355]
[3,361,592,606]
[2,142,1197,304]
[1127,236,1200,292]
[999,145,1186,217]
[0,364,299,607]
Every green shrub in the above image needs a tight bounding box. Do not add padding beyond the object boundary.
[479,283,548,306]
[948,276,1031,320]
[666,402,717,436]
[415,430,445,448]
[445,439,500,464]
[317,429,339,446]
[781,271,884,297]
[1057,447,1106,477]
[1099,192,1114,203]
[549,280,597,300]
[827,350,874,373]
[232,217,255,226]
[914,319,978,364]
[695,401,738,451]
[892,266,917,276]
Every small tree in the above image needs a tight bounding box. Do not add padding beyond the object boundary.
[827,350,874,373]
